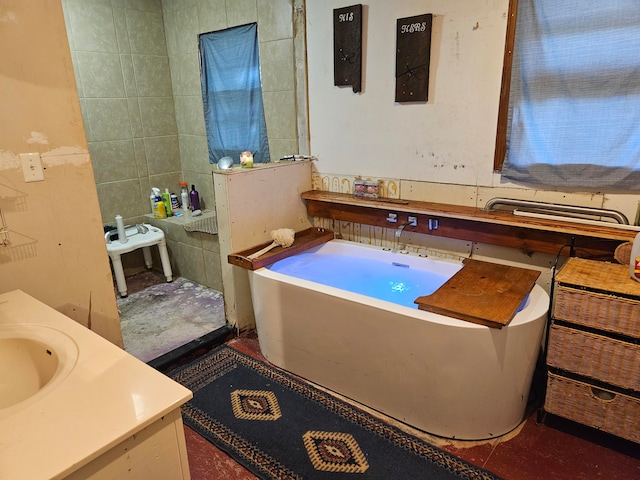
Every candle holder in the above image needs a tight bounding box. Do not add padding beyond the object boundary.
[240,151,254,168]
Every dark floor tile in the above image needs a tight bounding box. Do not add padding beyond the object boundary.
[440,441,498,471]
[185,426,258,480]
[227,335,261,358]
[483,413,640,480]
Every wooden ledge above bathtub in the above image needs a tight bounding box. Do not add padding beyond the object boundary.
[301,190,636,258]
[228,227,334,270]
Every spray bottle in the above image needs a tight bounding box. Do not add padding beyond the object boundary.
[151,188,167,219]
[630,231,640,282]
[180,182,189,212]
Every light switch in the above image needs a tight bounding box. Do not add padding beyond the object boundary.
[20,153,45,182]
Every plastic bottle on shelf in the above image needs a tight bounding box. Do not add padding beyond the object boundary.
[180,182,189,212]
[189,185,201,211]
[162,188,172,217]
[151,188,167,219]
[170,192,180,212]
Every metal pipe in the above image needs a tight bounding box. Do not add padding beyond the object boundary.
[483,197,629,225]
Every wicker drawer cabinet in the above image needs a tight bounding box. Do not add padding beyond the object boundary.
[544,257,640,444]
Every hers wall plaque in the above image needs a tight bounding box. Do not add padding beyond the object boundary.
[395,13,433,102]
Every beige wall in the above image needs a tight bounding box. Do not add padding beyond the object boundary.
[307,0,508,185]
[0,0,122,346]
[214,161,313,331]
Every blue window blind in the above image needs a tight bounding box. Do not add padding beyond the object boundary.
[200,23,270,165]
[502,0,640,189]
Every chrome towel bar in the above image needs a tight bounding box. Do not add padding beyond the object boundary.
[483,198,629,225]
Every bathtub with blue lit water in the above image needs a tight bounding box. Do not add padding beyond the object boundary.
[248,239,549,440]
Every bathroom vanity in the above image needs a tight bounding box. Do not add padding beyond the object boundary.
[0,290,193,479]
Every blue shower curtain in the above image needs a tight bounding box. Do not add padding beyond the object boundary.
[200,23,270,165]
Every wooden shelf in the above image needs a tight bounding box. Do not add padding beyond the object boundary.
[301,191,636,258]
[228,227,334,270]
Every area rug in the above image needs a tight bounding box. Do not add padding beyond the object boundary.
[118,277,226,362]
[170,345,502,480]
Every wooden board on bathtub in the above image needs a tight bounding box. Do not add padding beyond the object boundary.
[414,258,540,329]
[228,227,335,270]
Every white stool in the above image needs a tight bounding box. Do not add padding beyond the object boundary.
[105,224,172,297]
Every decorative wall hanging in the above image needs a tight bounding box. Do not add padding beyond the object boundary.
[395,13,433,102]
[333,4,363,93]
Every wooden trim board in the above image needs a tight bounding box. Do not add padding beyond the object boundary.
[301,190,634,258]
[228,227,334,270]
[415,258,541,328]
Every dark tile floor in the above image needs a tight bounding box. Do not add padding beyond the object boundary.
[179,335,640,480]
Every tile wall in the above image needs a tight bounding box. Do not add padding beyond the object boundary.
[62,0,301,288]
[63,0,181,225]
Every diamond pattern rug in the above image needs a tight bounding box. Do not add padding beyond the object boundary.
[169,345,502,480]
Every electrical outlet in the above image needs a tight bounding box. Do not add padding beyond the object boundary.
[20,153,45,182]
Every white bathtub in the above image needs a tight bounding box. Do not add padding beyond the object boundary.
[248,239,549,440]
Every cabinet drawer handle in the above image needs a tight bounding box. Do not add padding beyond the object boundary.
[590,387,616,401]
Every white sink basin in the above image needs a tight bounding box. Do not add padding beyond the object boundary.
[0,325,78,414]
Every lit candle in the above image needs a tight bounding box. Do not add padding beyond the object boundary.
[240,151,253,168]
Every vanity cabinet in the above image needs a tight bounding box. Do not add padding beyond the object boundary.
[0,290,193,480]
[544,257,640,444]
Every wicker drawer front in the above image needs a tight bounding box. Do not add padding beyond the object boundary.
[547,324,640,392]
[553,285,640,338]
[545,373,640,444]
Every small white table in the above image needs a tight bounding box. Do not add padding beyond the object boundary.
[106,224,172,297]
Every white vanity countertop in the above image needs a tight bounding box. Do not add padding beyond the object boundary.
[0,290,193,480]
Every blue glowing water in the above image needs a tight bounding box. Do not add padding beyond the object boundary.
[268,253,452,309]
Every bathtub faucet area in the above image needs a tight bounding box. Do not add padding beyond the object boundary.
[394,216,417,251]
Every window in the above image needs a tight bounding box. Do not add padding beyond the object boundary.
[496,0,640,189]
[200,23,270,165]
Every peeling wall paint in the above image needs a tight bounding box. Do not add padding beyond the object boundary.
[0,146,90,172]
[0,11,18,23]
[26,131,49,145]
[0,151,20,170]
